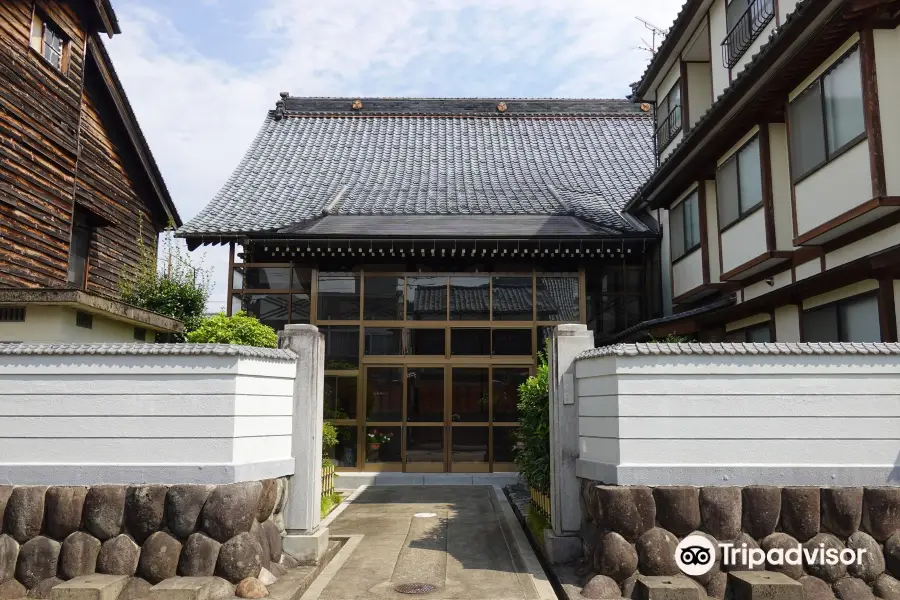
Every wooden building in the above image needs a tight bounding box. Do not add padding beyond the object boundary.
[0,0,182,342]
[179,97,658,474]
[625,0,900,343]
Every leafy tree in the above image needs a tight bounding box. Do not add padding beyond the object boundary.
[515,351,550,492]
[322,421,339,468]
[119,222,209,340]
[186,311,277,347]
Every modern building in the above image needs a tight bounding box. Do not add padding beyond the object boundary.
[626,0,900,343]
[179,97,657,473]
[0,0,182,342]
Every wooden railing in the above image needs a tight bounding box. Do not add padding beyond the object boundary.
[530,487,551,523]
[322,462,336,497]
[721,0,775,69]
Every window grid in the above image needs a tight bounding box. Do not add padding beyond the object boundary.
[717,135,763,230]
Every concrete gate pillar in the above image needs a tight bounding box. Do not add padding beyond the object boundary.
[546,323,594,563]
[278,324,329,563]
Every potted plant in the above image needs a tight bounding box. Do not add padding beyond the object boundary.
[367,430,393,460]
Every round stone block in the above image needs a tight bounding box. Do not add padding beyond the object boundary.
[44,487,87,541]
[202,483,262,543]
[592,531,637,583]
[117,578,152,600]
[5,488,46,544]
[636,527,679,576]
[58,532,101,580]
[83,486,126,541]
[256,480,277,523]
[781,487,821,542]
[124,486,168,544]
[822,488,863,538]
[686,531,721,585]
[595,486,655,542]
[863,488,900,543]
[874,573,900,600]
[0,578,26,599]
[137,531,181,584]
[25,576,62,599]
[848,531,885,583]
[760,532,803,580]
[216,533,264,584]
[800,576,837,600]
[653,487,701,536]
[96,534,139,577]
[166,485,213,540]
[249,522,270,571]
[235,577,268,599]
[700,487,741,541]
[0,535,19,585]
[706,572,728,600]
[14,537,59,589]
[885,532,900,578]
[260,520,281,563]
[834,577,876,600]
[581,574,620,599]
[804,533,848,583]
[723,533,764,572]
[742,486,781,539]
[178,532,221,577]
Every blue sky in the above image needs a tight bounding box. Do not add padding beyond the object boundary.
[106,0,681,310]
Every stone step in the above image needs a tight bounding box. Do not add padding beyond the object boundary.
[637,575,705,600]
[727,571,803,600]
[50,574,128,600]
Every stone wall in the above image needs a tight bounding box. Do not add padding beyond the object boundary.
[579,481,900,600]
[0,479,295,599]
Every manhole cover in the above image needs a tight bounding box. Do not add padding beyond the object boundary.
[394,583,436,595]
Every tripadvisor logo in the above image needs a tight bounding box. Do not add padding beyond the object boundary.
[675,535,867,576]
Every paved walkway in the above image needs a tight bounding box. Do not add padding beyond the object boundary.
[301,486,555,600]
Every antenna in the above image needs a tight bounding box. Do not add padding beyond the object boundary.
[635,16,668,55]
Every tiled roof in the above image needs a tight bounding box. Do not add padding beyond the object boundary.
[0,343,296,359]
[577,342,900,360]
[178,97,655,239]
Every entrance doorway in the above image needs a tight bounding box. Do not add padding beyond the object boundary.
[361,364,528,473]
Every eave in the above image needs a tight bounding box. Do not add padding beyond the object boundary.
[91,0,120,37]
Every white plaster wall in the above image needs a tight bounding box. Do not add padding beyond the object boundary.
[802,280,879,310]
[661,130,684,162]
[725,313,770,332]
[575,347,900,485]
[795,259,821,282]
[658,208,674,315]
[0,353,297,484]
[768,123,794,250]
[721,210,766,274]
[0,306,152,343]
[774,305,801,341]
[709,0,730,99]
[673,249,704,298]
[732,20,776,76]
[778,0,801,24]
[794,141,871,235]
[826,221,900,270]
[742,270,792,303]
[875,27,900,196]
[686,62,713,128]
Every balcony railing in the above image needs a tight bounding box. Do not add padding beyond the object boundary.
[655,106,682,154]
[721,0,775,69]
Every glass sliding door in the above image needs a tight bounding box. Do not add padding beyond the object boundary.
[405,366,446,472]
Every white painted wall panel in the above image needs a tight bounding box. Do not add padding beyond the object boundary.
[778,0,801,23]
[874,27,900,196]
[826,222,900,270]
[768,123,794,250]
[686,63,713,128]
[576,345,900,485]
[774,305,801,342]
[794,141,871,235]
[709,0,729,98]
[721,210,766,274]
[673,249,704,298]
[0,351,297,484]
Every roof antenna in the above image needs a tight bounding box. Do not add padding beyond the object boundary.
[275,92,289,121]
[635,17,668,55]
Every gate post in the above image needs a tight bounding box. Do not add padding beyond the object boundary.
[546,324,594,562]
[278,324,328,563]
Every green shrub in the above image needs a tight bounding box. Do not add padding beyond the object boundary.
[323,421,338,454]
[119,223,210,340]
[515,351,550,492]
[186,311,277,347]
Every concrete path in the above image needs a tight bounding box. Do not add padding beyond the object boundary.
[302,486,555,600]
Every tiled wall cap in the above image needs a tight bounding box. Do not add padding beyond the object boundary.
[577,342,900,360]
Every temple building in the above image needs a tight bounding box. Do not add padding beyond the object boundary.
[178,97,657,473]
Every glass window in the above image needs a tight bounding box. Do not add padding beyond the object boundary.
[670,202,685,260]
[492,329,532,356]
[405,427,443,463]
[802,294,880,342]
[452,427,489,464]
[450,276,490,320]
[451,328,490,355]
[493,368,529,422]
[317,273,360,320]
[407,329,445,355]
[657,81,682,149]
[321,325,359,369]
[725,323,771,343]
[407,367,444,423]
[291,268,312,291]
[406,276,447,320]
[365,426,401,463]
[536,276,580,321]
[452,368,489,422]
[492,277,532,320]
[238,267,291,290]
[238,294,289,331]
[324,376,357,420]
[366,368,402,421]
[824,50,865,154]
[492,427,520,464]
[789,49,864,180]
[718,137,762,229]
[66,210,91,288]
[291,294,310,324]
[328,426,358,468]
[364,276,404,320]
[364,327,402,355]
[672,191,700,260]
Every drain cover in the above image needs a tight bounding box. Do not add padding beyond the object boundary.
[394,583,436,595]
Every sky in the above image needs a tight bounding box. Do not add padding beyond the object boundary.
[105,0,682,312]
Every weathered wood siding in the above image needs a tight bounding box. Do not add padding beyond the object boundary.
[0,0,159,295]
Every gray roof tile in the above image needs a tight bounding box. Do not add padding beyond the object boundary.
[179,98,655,238]
[578,342,900,361]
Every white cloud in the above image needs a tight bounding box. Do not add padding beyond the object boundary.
[106,0,681,311]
